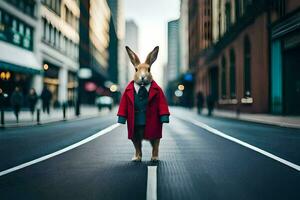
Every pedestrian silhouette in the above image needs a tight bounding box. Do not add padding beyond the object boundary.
[27,88,38,120]
[197,91,204,114]
[41,86,52,115]
[206,94,215,116]
[0,88,6,110]
[10,87,23,123]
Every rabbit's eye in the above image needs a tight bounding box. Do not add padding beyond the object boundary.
[148,68,150,72]
[135,68,137,72]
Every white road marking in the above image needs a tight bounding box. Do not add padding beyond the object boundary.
[176,116,300,172]
[147,166,157,200]
[0,123,120,177]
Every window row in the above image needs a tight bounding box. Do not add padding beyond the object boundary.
[220,35,251,99]
[4,0,36,18]
[42,18,78,59]
[41,0,61,16]
[0,8,33,51]
[64,5,79,30]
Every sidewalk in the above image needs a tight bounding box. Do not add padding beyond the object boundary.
[196,108,300,129]
[0,106,112,128]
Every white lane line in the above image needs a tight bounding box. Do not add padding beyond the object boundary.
[0,123,120,177]
[147,166,157,200]
[176,116,300,172]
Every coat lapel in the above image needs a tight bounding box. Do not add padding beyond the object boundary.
[126,80,160,103]
[125,81,134,105]
[148,81,159,102]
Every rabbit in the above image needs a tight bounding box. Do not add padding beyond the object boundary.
[117,46,170,162]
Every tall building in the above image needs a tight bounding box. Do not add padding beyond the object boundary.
[107,0,125,88]
[179,0,189,75]
[79,0,111,104]
[0,0,40,107]
[189,0,300,115]
[125,20,139,83]
[40,0,80,106]
[167,19,180,83]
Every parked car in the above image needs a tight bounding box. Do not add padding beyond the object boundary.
[96,96,113,111]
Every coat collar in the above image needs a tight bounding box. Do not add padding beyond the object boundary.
[125,80,160,104]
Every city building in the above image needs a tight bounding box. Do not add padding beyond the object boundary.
[40,0,80,106]
[0,0,41,107]
[167,19,180,83]
[179,0,189,75]
[79,0,111,104]
[125,20,139,84]
[107,0,125,89]
[189,0,300,115]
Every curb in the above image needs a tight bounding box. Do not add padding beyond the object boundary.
[208,113,300,129]
[0,113,104,129]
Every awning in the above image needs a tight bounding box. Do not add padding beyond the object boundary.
[0,41,41,74]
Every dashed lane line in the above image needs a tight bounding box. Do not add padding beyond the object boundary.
[147,166,157,200]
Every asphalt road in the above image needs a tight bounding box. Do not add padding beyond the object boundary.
[0,107,299,200]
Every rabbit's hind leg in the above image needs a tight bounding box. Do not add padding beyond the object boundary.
[150,139,160,160]
[132,139,142,158]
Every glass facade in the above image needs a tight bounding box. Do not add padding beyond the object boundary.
[0,8,33,51]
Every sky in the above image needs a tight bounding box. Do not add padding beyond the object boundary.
[124,0,180,86]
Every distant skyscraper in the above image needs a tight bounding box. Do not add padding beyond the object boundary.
[167,19,180,83]
[125,20,139,83]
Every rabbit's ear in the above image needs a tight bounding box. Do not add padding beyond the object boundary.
[126,46,140,66]
[145,46,159,66]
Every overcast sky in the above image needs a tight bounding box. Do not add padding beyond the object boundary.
[124,0,180,86]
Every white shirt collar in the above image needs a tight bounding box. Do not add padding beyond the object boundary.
[134,82,151,93]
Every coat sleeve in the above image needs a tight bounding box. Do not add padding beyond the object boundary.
[158,88,170,117]
[117,92,128,123]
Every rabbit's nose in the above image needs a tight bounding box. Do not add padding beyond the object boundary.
[141,77,145,81]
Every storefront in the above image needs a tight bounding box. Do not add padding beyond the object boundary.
[43,62,59,107]
[67,71,77,106]
[0,6,40,108]
[271,10,300,115]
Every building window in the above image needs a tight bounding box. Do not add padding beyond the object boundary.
[272,0,285,17]
[221,55,227,99]
[45,20,49,42]
[4,0,36,18]
[244,35,251,97]
[235,0,240,19]
[230,49,236,98]
[225,2,231,32]
[0,8,33,50]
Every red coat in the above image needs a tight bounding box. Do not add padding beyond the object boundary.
[117,81,170,140]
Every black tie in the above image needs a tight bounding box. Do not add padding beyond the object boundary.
[138,86,148,98]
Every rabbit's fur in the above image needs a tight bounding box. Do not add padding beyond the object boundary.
[126,46,159,86]
[125,46,160,161]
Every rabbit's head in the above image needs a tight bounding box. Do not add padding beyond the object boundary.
[125,46,159,86]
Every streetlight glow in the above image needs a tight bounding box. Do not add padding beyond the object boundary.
[178,84,185,91]
[43,64,49,70]
[110,84,118,92]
